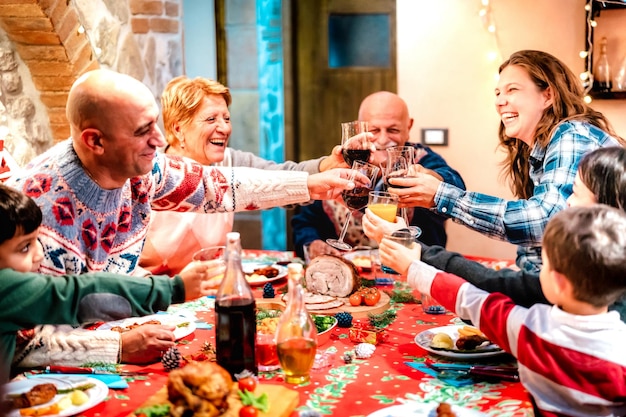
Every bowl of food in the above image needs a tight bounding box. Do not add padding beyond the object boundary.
[313,315,338,346]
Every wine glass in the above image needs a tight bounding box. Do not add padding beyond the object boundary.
[341,121,370,166]
[385,146,424,238]
[326,160,380,251]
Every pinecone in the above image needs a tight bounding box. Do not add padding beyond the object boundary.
[342,352,353,364]
[262,282,275,298]
[335,312,353,328]
[161,346,182,371]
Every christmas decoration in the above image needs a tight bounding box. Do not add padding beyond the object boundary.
[334,312,353,328]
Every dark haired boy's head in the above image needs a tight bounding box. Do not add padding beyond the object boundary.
[0,183,43,272]
[541,205,626,309]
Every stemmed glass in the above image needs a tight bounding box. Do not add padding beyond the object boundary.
[326,160,380,251]
[341,121,370,166]
[384,146,425,238]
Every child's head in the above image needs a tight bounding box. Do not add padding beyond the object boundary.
[0,183,43,272]
[541,205,626,309]
[568,146,626,210]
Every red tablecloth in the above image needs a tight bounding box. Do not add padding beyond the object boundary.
[47,251,532,417]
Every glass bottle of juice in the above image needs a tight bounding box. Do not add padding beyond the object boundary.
[276,263,317,384]
[215,232,257,377]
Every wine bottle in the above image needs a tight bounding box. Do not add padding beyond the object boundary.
[276,263,317,384]
[594,36,612,93]
[215,232,257,376]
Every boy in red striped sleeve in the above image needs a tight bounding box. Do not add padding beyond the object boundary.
[380,205,626,417]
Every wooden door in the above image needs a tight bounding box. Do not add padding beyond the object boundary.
[292,0,397,162]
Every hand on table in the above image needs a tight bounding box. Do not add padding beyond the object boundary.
[378,238,421,277]
[179,260,224,299]
[120,325,176,364]
[362,208,407,243]
[386,170,441,208]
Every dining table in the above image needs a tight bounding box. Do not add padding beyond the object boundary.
[20,250,535,417]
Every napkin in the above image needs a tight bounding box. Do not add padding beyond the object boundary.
[29,373,129,389]
[404,362,475,387]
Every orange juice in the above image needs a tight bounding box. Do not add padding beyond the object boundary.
[368,203,397,222]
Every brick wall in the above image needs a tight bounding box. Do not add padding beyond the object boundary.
[0,0,183,164]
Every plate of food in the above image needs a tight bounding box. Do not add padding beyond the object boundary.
[343,249,376,271]
[414,325,504,359]
[96,313,195,340]
[2,375,108,417]
[366,402,488,417]
[242,262,288,285]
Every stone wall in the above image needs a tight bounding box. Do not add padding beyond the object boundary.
[0,0,183,166]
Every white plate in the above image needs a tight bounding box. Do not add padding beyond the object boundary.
[2,376,108,417]
[366,403,488,417]
[96,313,195,340]
[414,325,504,359]
[343,249,378,271]
[241,262,288,286]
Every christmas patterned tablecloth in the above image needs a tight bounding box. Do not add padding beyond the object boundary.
[30,252,534,417]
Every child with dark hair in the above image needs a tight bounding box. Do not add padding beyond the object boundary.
[381,205,626,416]
[0,183,212,383]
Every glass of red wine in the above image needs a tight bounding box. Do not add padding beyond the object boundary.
[326,160,380,251]
[384,146,425,237]
[341,121,370,166]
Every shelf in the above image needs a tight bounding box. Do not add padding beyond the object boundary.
[589,90,626,100]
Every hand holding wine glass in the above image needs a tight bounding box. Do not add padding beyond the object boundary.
[384,146,424,238]
[326,160,380,251]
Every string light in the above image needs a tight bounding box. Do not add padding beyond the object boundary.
[478,0,503,80]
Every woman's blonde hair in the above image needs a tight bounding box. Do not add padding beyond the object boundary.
[497,50,622,199]
[161,76,231,146]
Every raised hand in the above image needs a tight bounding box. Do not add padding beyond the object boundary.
[362,208,407,243]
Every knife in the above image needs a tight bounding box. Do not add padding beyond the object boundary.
[423,361,520,382]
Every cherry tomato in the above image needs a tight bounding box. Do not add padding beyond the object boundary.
[238,377,257,392]
[239,405,258,417]
[349,292,363,306]
[364,289,381,306]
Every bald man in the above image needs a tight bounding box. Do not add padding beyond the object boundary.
[292,91,466,259]
[7,69,361,369]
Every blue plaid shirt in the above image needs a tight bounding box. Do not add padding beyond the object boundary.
[435,120,621,271]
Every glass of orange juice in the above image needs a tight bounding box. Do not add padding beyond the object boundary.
[367,191,398,223]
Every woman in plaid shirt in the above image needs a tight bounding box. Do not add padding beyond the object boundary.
[385,50,624,273]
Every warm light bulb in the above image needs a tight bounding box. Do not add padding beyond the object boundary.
[487,51,498,61]
[481,0,489,6]
[584,3,591,11]
[590,20,597,27]
[584,95,592,104]
[479,8,487,17]
[580,71,589,81]
[579,50,588,59]
[488,24,496,33]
